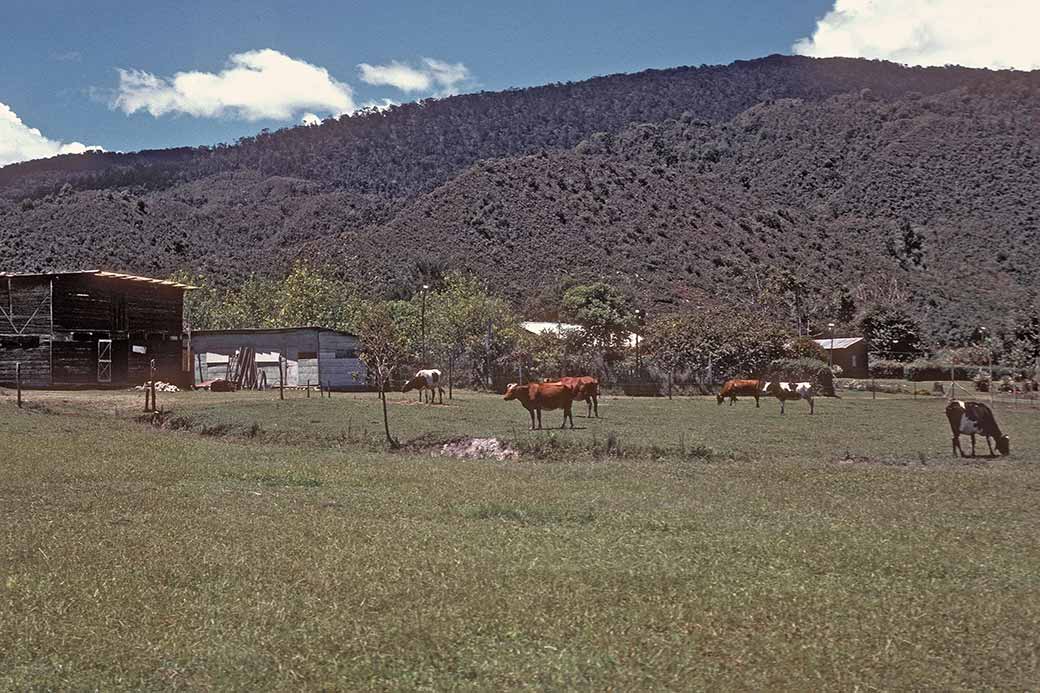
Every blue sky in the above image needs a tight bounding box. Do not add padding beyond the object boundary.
[2,0,1038,164]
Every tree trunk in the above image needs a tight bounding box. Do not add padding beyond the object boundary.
[380,374,397,448]
[449,352,454,400]
[668,368,674,400]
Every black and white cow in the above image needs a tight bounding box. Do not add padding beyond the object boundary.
[945,400,1010,457]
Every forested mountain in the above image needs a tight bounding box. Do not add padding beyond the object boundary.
[1,54,1038,346]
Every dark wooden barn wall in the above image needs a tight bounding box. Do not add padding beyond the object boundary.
[49,275,186,386]
[0,277,53,387]
[0,274,188,388]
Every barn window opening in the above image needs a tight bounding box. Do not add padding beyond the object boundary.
[298,351,318,360]
[74,293,91,298]
[851,355,858,367]
[335,349,358,359]
[1,335,41,350]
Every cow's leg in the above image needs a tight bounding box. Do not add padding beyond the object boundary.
[529,408,536,430]
[970,434,976,457]
[986,436,995,456]
[952,435,960,457]
[564,404,574,429]
[729,396,735,406]
[536,409,543,430]
[808,397,814,415]
[438,386,444,404]
[779,399,785,415]
[755,394,759,408]
[592,395,599,418]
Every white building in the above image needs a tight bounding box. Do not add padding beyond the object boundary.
[190,327,365,390]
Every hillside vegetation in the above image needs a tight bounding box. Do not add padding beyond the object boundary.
[1,55,1038,345]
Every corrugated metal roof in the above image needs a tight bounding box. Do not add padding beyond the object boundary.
[521,321,583,336]
[814,337,864,350]
[521,321,640,347]
[0,269,196,290]
[191,326,359,338]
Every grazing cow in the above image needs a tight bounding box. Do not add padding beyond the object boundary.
[717,379,762,407]
[554,376,600,417]
[504,381,575,430]
[402,368,445,404]
[945,400,1010,457]
[763,381,814,414]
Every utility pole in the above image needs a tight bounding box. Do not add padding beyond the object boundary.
[420,284,429,367]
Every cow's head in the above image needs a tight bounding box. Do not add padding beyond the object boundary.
[503,383,520,400]
[401,375,419,393]
[716,393,725,405]
[997,434,1010,456]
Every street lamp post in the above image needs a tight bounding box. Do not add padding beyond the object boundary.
[980,326,993,403]
[634,309,642,372]
[420,284,430,366]
[827,322,836,371]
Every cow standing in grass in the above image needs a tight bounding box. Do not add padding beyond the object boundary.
[556,376,600,418]
[717,379,762,407]
[764,381,814,414]
[402,368,445,404]
[945,400,1010,457]
[504,382,575,430]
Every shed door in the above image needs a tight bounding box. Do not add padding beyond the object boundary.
[98,339,112,383]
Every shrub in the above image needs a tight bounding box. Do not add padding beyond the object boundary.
[768,357,834,396]
[868,359,907,379]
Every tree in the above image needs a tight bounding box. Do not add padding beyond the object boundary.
[273,262,362,331]
[424,272,522,394]
[561,282,634,378]
[643,313,697,399]
[859,305,923,361]
[357,301,409,448]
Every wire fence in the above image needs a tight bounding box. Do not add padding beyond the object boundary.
[839,369,1040,410]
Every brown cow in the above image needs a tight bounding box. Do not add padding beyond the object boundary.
[504,381,575,430]
[717,378,762,407]
[553,376,600,417]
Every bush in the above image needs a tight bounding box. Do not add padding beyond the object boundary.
[768,357,835,396]
[869,359,907,379]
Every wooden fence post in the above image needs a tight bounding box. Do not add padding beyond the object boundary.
[15,362,22,409]
[307,380,311,398]
[150,359,157,413]
[279,357,285,401]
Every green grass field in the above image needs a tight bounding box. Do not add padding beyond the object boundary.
[2,388,1039,690]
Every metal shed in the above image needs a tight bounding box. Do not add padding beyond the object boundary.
[0,270,193,388]
[189,327,366,391]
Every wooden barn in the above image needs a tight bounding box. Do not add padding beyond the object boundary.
[189,327,366,391]
[814,336,869,378]
[0,270,193,388]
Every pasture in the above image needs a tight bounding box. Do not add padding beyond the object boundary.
[2,387,1039,690]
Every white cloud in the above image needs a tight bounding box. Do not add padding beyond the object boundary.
[114,49,356,120]
[359,98,398,112]
[357,57,473,96]
[794,0,1040,70]
[357,61,432,92]
[0,102,102,167]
